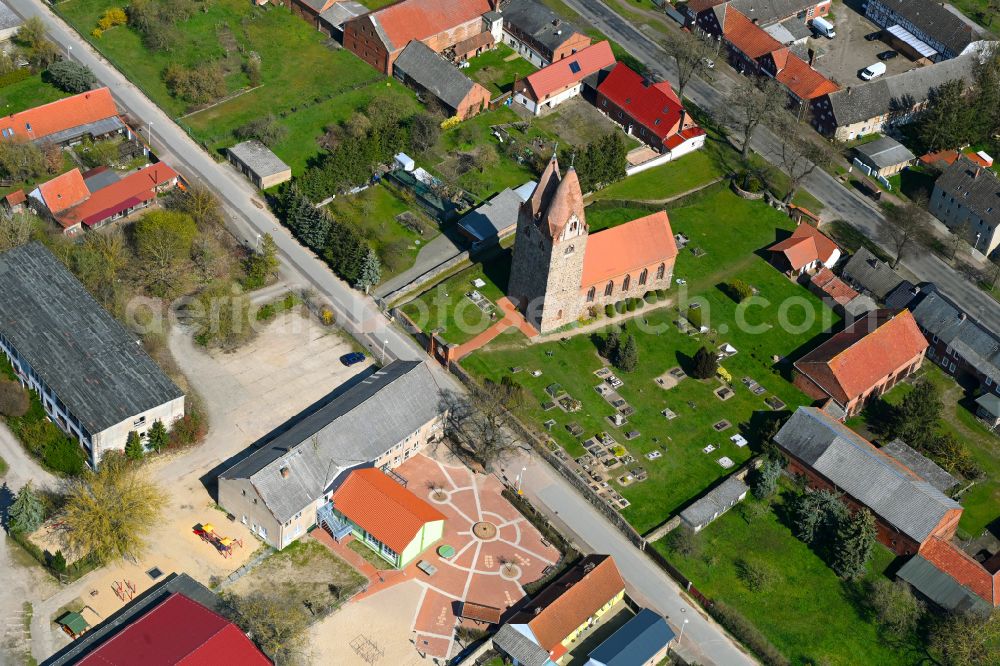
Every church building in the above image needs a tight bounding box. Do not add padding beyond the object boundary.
[508,157,679,333]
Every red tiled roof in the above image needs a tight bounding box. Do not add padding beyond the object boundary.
[664,126,706,150]
[0,88,118,142]
[58,163,178,229]
[38,169,90,214]
[520,41,615,101]
[795,310,929,405]
[597,63,689,143]
[582,210,678,287]
[775,53,839,100]
[723,5,783,59]
[5,189,25,206]
[371,0,493,52]
[919,538,998,605]
[810,268,859,305]
[516,555,625,656]
[332,468,446,553]
[768,222,839,271]
[77,593,271,665]
[919,149,993,170]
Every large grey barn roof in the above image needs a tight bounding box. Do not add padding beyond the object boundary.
[870,0,978,56]
[933,156,1000,230]
[774,407,961,543]
[493,624,550,666]
[0,243,183,434]
[729,0,815,26]
[457,182,534,241]
[881,439,958,493]
[227,140,290,179]
[501,0,585,53]
[841,247,904,300]
[909,287,1000,384]
[393,40,480,112]
[220,360,445,523]
[827,53,978,127]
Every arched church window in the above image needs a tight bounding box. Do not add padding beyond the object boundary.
[656,263,666,280]
[623,275,631,291]
[639,268,648,286]
[604,281,614,297]
[587,287,596,302]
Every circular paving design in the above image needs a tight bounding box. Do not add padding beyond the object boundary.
[472,521,498,541]
[428,489,451,504]
[499,563,522,581]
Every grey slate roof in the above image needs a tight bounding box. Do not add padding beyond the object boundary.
[909,288,1000,384]
[587,608,675,666]
[897,554,991,614]
[841,247,905,300]
[0,1,22,31]
[393,40,479,112]
[501,0,585,54]
[728,0,815,26]
[843,293,878,319]
[43,116,124,146]
[319,0,367,30]
[43,573,221,666]
[933,156,1000,230]
[227,140,291,179]
[869,0,979,56]
[680,475,748,528]
[856,136,916,170]
[457,181,535,241]
[493,624,550,666]
[219,360,445,523]
[774,407,961,543]
[827,53,978,127]
[976,392,1000,418]
[882,439,958,493]
[884,280,919,310]
[0,243,183,434]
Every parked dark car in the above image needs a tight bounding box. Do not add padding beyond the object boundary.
[878,50,898,60]
[865,31,881,41]
[340,352,366,366]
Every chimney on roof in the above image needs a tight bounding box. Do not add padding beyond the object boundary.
[534,606,543,615]
[280,466,290,478]
[679,108,687,130]
[847,86,853,96]
[973,167,981,179]
[583,561,596,572]
[552,18,561,27]
[959,312,967,321]
[752,17,759,24]
[808,48,816,67]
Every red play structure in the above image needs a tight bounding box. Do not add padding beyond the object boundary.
[193,523,243,559]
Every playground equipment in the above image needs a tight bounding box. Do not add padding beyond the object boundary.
[193,523,243,559]
[112,579,136,602]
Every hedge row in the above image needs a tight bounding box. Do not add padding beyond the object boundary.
[709,601,790,666]
[0,68,32,89]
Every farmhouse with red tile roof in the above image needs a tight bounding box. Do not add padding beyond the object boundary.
[343,0,494,74]
[767,222,841,276]
[330,467,445,568]
[595,62,706,154]
[29,164,179,235]
[512,40,615,116]
[793,309,928,418]
[507,156,678,333]
[0,87,123,145]
[899,537,1000,613]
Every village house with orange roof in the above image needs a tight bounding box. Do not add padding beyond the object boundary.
[792,309,928,418]
[507,155,678,333]
[0,87,123,145]
[767,221,841,278]
[511,40,615,116]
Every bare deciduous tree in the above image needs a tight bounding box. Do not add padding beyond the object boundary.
[883,201,929,269]
[724,77,786,159]
[661,31,712,100]
[439,377,526,472]
[0,211,38,252]
[773,121,834,203]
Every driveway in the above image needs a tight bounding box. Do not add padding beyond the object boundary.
[810,1,919,84]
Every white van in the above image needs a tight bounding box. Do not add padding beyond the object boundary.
[860,62,887,80]
[811,16,836,38]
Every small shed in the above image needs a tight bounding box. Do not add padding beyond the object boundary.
[226,140,292,190]
[855,136,917,178]
[679,475,749,532]
[975,393,1000,427]
[394,152,415,172]
[57,611,90,639]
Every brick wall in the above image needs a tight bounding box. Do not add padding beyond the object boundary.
[344,18,390,73]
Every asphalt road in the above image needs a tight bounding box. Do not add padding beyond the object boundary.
[6,0,427,365]
[563,0,1000,331]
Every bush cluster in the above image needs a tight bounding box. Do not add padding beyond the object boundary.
[709,602,790,666]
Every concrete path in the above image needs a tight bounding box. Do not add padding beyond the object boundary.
[453,297,538,359]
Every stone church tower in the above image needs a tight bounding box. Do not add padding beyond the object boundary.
[507,156,589,333]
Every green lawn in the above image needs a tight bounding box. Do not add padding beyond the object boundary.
[658,491,919,666]
[400,246,513,345]
[857,363,1000,537]
[590,150,722,202]
[326,182,439,283]
[466,44,537,96]
[461,188,839,532]
[0,74,69,115]
[57,0,404,171]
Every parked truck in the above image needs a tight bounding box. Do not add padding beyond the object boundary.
[811,16,836,38]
